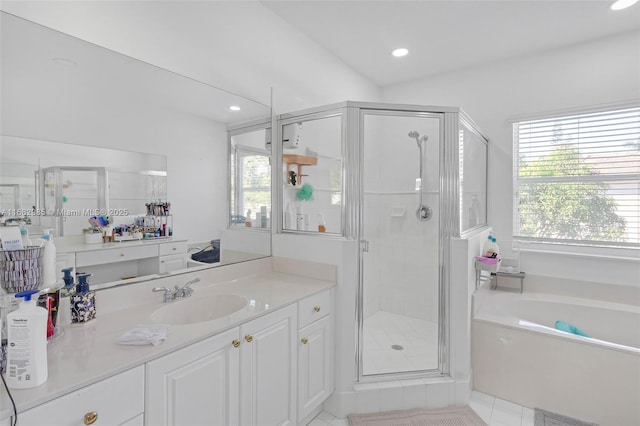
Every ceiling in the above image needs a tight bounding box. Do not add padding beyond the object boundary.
[263,0,640,86]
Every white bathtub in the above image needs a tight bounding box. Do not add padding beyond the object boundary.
[472,288,640,426]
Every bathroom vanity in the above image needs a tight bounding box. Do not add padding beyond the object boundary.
[0,257,335,426]
[54,236,188,286]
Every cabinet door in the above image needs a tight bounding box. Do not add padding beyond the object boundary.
[18,366,144,426]
[298,315,334,422]
[146,328,240,426]
[158,253,186,273]
[240,305,297,426]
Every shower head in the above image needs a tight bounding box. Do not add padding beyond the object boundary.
[408,131,427,147]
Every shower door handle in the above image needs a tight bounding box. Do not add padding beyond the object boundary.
[360,240,369,253]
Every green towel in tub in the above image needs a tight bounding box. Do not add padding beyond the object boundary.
[555,320,590,337]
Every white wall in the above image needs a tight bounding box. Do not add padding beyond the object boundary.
[0,1,381,112]
[383,31,640,287]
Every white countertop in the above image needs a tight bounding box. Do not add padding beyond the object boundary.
[0,257,336,419]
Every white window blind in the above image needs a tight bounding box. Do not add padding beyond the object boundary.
[513,106,640,248]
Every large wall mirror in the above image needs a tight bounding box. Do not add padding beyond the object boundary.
[0,11,272,286]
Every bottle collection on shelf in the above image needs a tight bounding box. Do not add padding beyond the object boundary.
[81,201,173,243]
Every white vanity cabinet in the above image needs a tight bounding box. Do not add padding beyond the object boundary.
[239,304,297,426]
[145,328,240,426]
[158,240,187,273]
[16,366,144,426]
[145,304,297,426]
[297,290,334,423]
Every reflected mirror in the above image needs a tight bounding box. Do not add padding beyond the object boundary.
[0,11,272,286]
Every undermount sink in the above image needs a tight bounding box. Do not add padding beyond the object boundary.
[151,293,248,325]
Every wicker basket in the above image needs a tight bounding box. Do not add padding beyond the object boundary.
[0,246,44,293]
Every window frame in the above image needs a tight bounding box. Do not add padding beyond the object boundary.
[512,104,640,256]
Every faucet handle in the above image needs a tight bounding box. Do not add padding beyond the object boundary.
[152,287,174,302]
[183,278,200,288]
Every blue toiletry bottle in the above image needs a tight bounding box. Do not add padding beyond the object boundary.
[61,267,75,290]
[75,273,92,294]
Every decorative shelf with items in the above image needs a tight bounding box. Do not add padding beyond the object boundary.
[474,234,526,293]
[283,154,317,186]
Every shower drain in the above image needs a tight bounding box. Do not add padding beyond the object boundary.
[391,344,404,351]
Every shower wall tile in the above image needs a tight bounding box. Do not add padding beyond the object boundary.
[379,385,404,412]
[402,381,428,409]
[426,381,454,409]
[354,386,381,414]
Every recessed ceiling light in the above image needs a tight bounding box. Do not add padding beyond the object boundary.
[229,106,241,111]
[392,48,409,57]
[52,57,77,67]
[611,0,638,10]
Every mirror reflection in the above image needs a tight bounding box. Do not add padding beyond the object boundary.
[0,12,272,288]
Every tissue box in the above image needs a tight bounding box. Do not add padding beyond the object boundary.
[70,291,96,323]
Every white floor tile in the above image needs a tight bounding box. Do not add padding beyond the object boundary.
[521,407,535,426]
[307,417,330,426]
[316,411,335,423]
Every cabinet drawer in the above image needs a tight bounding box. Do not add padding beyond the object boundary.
[159,240,187,256]
[298,289,332,329]
[76,244,158,267]
[19,366,144,426]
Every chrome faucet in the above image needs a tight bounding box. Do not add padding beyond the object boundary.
[152,278,200,302]
[152,286,175,303]
[173,278,199,298]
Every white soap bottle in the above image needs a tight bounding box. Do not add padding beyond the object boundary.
[40,229,57,286]
[19,221,32,247]
[7,290,48,389]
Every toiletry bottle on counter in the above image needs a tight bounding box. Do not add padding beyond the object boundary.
[19,222,32,246]
[318,213,326,233]
[296,206,305,231]
[40,229,57,287]
[260,206,267,228]
[7,290,48,389]
[71,273,96,324]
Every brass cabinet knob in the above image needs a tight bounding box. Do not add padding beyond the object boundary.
[301,337,309,345]
[120,253,125,257]
[84,412,98,425]
[245,334,253,343]
[314,306,321,312]
[232,339,240,348]
[172,247,176,251]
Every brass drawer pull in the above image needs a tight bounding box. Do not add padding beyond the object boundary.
[314,306,321,312]
[232,339,240,348]
[301,337,309,345]
[245,334,253,343]
[84,412,98,425]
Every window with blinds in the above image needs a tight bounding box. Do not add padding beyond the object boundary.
[513,106,640,248]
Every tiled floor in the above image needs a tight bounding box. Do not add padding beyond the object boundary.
[362,311,439,375]
[307,391,534,426]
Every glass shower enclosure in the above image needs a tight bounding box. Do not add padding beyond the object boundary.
[276,102,488,382]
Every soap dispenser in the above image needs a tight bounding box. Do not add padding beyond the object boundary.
[70,273,96,324]
[6,290,48,389]
[40,229,57,287]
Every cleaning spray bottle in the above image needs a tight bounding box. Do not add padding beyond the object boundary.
[6,290,48,389]
[40,229,57,287]
[483,234,500,259]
